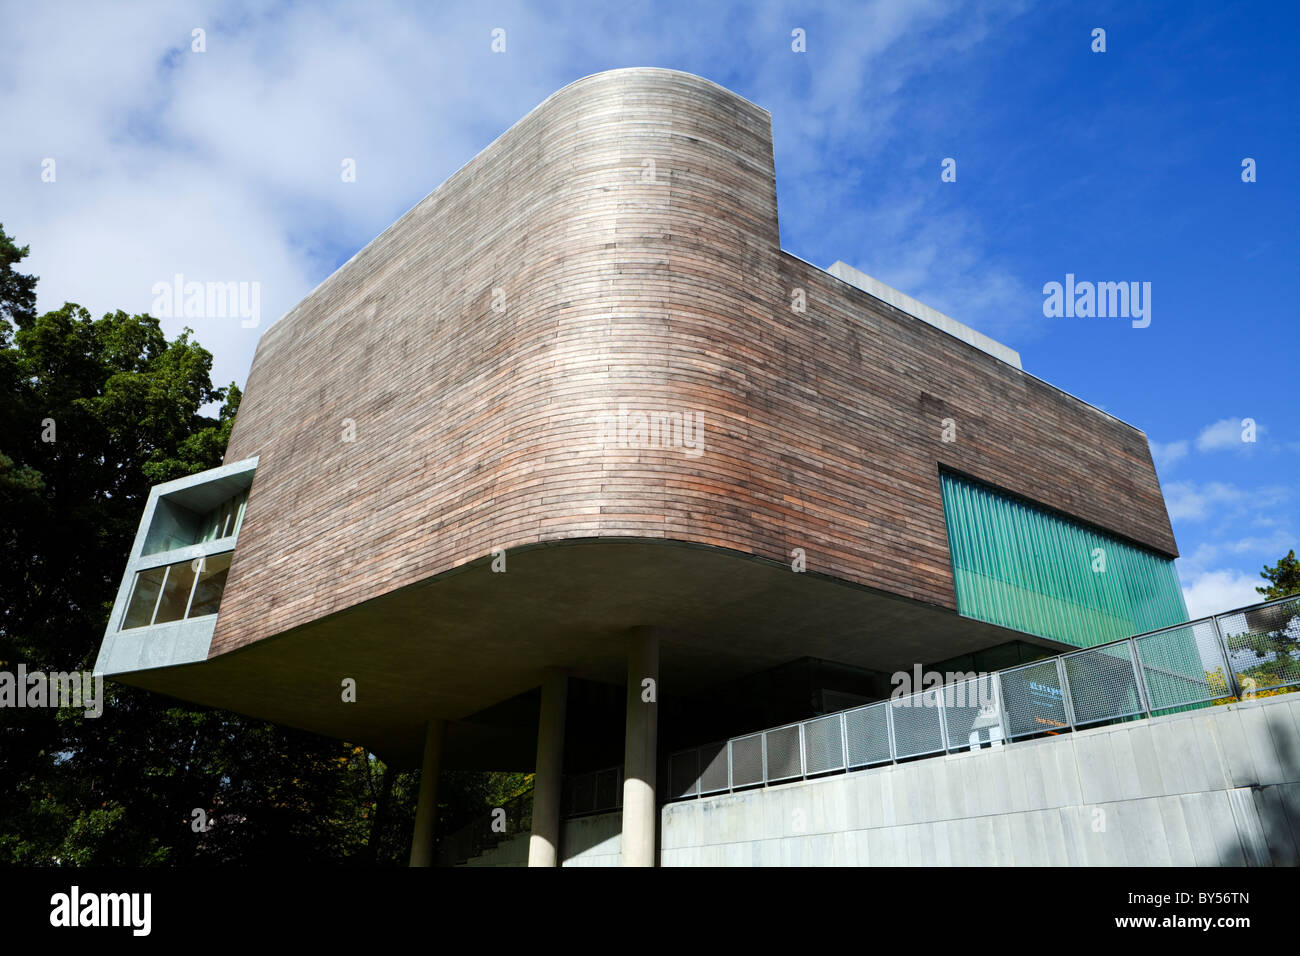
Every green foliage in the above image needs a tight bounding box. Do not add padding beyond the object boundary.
[437,771,533,835]
[0,224,431,866]
[1257,549,1300,601]
[0,222,515,866]
[0,222,37,340]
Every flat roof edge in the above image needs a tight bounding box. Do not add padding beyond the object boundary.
[825,261,1022,369]
[810,257,1151,437]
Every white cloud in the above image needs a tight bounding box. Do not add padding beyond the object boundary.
[1162,480,1289,524]
[1148,438,1188,472]
[1163,480,1245,522]
[1196,416,1264,452]
[1181,568,1262,619]
[1222,531,1295,555]
[0,0,1043,394]
[832,206,1038,344]
[1,0,585,389]
[1176,530,1295,579]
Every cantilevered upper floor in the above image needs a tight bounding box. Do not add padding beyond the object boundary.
[94,68,1183,765]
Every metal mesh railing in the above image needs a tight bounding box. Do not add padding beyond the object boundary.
[665,595,1299,802]
[699,741,729,794]
[804,713,846,775]
[889,690,946,758]
[999,658,1069,739]
[562,765,623,818]
[1062,642,1145,727]
[1216,595,1300,696]
[845,702,891,767]
[942,674,1002,751]
[1134,619,1231,712]
[669,748,699,799]
[730,733,764,787]
[764,724,803,782]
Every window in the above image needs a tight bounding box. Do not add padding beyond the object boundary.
[154,560,199,623]
[121,552,233,629]
[197,489,249,543]
[188,552,233,617]
[122,566,167,629]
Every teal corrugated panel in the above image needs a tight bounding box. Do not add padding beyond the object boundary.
[938,472,1186,647]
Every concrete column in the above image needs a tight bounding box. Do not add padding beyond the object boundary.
[528,668,568,867]
[408,718,446,867]
[621,627,660,866]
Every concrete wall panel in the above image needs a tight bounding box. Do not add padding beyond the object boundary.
[655,695,1300,866]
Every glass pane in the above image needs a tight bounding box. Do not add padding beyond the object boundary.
[197,490,249,543]
[122,566,166,629]
[187,552,233,617]
[230,491,248,538]
[154,560,198,624]
[198,510,222,542]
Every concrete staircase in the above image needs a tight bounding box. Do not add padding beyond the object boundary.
[460,829,530,867]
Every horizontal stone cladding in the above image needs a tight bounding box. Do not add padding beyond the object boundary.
[212,68,1176,658]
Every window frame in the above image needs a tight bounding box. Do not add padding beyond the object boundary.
[120,550,233,630]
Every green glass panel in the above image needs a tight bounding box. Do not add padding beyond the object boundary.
[939,472,1187,647]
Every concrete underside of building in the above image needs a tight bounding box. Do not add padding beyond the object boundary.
[465,694,1300,867]
[114,538,1061,766]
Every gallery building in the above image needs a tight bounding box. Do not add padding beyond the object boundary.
[93,68,1195,866]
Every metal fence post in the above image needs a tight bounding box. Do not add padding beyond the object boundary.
[995,671,1011,744]
[935,687,950,752]
[839,711,849,774]
[1056,657,1077,731]
[1210,613,1244,701]
[1128,637,1154,717]
[886,700,897,763]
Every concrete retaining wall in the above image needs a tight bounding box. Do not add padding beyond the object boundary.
[461,811,624,866]
[464,694,1299,866]
[560,812,623,867]
[659,694,1300,866]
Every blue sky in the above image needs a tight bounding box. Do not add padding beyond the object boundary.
[3,0,1296,617]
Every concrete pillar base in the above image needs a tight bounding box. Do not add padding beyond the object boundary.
[408,718,446,867]
[621,627,661,866]
[529,668,568,866]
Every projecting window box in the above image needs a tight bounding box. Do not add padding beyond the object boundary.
[98,460,257,676]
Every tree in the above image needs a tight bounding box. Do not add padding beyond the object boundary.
[0,223,422,866]
[0,222,37,335]
[0,222,515,867]
[1257,549,1300,601]
[1218,549,1300,697]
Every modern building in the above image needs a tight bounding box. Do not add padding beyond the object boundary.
[94,68,1213,866]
